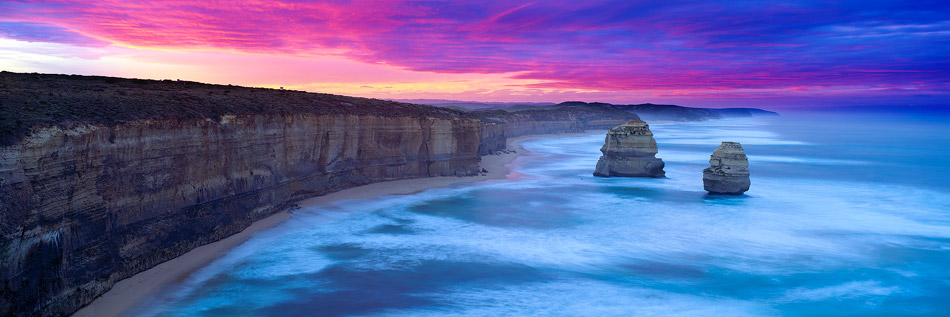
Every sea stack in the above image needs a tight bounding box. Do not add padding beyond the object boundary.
[593,120,665,177]
[703,142,751,194]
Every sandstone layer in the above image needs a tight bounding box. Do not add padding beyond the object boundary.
[593,120,665,177]
[703,141,751,194]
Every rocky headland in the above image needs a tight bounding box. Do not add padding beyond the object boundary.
[593,120,665,178]
[703,142,751,194]
[0,72,770,316]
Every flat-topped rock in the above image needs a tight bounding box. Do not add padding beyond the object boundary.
[703,141,750,194]
[593,120,665,177]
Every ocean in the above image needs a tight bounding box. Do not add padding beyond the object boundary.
[130,112,950,316]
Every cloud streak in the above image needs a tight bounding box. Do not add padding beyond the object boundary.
[1,0,948,106]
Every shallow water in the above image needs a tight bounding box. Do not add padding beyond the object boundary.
[131,113,950,316]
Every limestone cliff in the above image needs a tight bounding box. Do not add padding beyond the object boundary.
[593,120,666,178]
[703,142,751,194]
[478,121,508,155]
[0,114,482,315]
[0,72,494,316]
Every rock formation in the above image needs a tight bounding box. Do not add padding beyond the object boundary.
[703,142,751,194]
[0,114,485,316]
[593,120,665,177]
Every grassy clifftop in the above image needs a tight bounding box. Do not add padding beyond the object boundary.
[0,71,777,146]
[0,71,471,146]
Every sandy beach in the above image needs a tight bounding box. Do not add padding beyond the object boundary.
[73,131,600,317]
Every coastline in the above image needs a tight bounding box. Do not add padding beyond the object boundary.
[73,131,602,317]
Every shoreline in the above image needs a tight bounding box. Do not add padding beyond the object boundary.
[73,131,601,317]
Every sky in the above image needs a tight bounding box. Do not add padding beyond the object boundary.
[1,1,948,109]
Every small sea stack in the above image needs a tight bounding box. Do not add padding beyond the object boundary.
[593,120,665,178]
[703,142,751,194]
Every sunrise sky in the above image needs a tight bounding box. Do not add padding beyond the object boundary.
[1,1,948,109]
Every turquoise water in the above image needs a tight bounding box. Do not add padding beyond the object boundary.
[132,114,950,316]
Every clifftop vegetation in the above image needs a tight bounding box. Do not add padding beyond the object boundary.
[0,71,776,146]
[0,71,472,145]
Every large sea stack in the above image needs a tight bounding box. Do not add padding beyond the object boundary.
[593,120,665,177]
[703,142,751,194]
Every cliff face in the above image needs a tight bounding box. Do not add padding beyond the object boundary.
[0,114,481,316]
[593,120,666,178]
[478,122,507,155]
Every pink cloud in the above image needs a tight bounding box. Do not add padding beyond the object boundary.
[1,0,947,105]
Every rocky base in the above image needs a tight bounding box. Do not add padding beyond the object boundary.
[594,157,665,177]
[702,172,751,194]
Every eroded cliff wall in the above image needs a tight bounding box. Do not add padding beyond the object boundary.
[0,114,481,316]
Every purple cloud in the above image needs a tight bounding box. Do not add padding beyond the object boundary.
[1,0,948,98]
[0,21,107,46]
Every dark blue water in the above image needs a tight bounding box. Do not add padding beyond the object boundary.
[131,114,950,316]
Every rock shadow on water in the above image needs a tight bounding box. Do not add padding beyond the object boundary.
[702,193,752,205]
[251,260,547,316]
